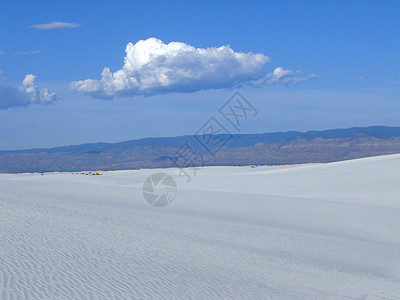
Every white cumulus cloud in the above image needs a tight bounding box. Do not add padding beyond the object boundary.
[71,38,270,98]
[71,38,316,99]
[30,22,81,30]
[0,73,57,109]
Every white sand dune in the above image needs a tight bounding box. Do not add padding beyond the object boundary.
[1,154,399,299]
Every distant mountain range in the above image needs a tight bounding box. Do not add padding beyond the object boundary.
[1,126,400,173]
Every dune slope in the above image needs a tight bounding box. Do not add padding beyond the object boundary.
[1,154,399,299]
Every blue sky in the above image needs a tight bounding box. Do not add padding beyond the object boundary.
[0,0,399,150]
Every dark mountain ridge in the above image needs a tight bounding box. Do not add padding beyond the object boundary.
[1,126,400,173]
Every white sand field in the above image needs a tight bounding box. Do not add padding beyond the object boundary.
[1,154,399,299]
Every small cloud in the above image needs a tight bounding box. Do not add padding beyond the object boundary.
[0,72,57,110]
[12,50,41,56]
[252,67,318,86]
[0,50,6,56]
[30,21,81,30]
